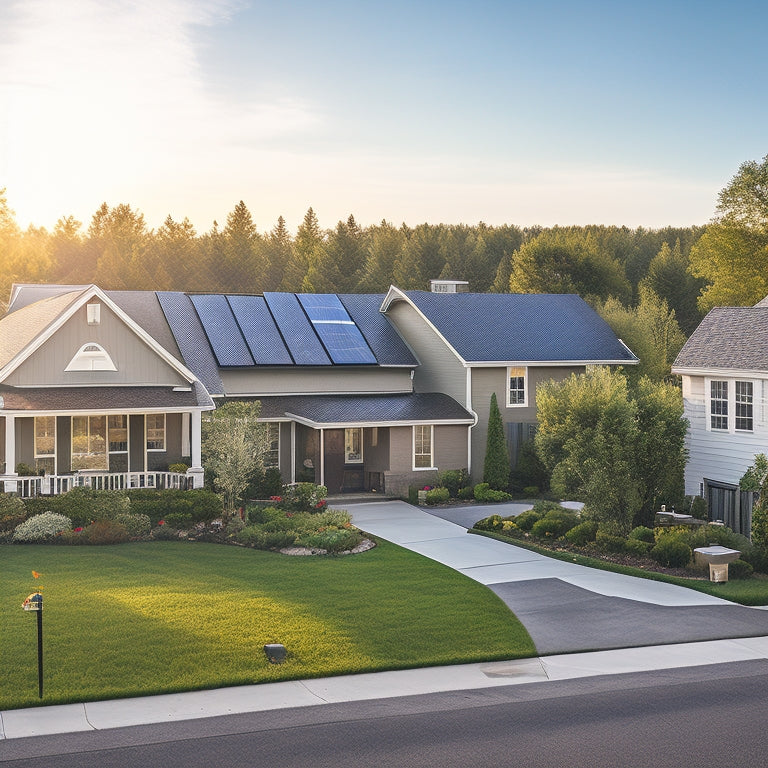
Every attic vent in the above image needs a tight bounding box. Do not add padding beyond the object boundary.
[65,342,117,372]
[429,279,469,293]
[87,303,101,325]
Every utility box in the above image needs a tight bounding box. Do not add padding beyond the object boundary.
[694,546,741,582]
[709,563,729,583]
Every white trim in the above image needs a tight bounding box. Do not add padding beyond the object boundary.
[284,412,473,430]
[466,359,639,367]
[506,366,528,408]
[217,388,415,398]
[705,376,756,434]
[1,406,210,417]
[34,415,57,475]
[412,424,436,471]
[0,285,199,384]
[674,366,768,379]
[64,342,117,372]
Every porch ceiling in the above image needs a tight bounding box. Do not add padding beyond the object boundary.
[253,392,474,427]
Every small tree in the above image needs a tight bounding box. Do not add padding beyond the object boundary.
[202,401,266,519]
[483,393,511,490]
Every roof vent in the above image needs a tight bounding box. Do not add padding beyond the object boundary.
[429,279,469,293]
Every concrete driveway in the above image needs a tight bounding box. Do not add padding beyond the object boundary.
[349,500,768,655]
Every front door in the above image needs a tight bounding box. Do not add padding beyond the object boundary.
[323,429,345,494]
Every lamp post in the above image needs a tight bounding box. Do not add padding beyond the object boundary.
[22,591,43,698]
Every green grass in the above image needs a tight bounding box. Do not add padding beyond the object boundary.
[1,541,534,710]
[471,529,768,605]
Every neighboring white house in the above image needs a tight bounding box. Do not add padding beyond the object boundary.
[672,300,768,534]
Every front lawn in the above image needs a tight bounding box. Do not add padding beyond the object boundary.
[1,541,534,710]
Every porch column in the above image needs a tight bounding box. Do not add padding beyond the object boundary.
[290,422,296,484]
[186,410,205,489]
[4,414,17,491]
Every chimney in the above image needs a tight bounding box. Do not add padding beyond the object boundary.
[429,279,469,293]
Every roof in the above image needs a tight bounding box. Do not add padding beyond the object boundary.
[0,382,214,412]
[673,307,768,372]
[244,393,474,428]
[383,289,638,364]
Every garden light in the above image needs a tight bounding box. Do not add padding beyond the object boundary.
[264,643,287,664]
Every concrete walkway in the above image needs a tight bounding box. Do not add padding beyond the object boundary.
[349,501,768,654]
[6,499,768,741]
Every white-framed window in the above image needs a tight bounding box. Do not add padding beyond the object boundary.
[413,425,434,470]
[709,379,756,433]
[264,422,280,469]
[65,342,117,372]
[735,381,754,431]
[71,415,108,470]
[108,415,128,453]
[345,427,363,463]
[146,414,166,451]
[507,366,527,407]
[34,416,56,474]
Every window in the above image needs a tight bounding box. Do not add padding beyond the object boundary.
[736,381,754,431]
[108,415,128,453]
[345,427,363,463]
[264,422,280,469]
[413,425,434,469]
[34,416,56,474]
[71,415,108,470]
[508,367,527,406]
[65,342,117,372]
[710,381,728,430]
[146,414,166,451]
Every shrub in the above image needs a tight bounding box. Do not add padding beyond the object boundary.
[87,520,130,545]
[650,538,692,568]
[13,512,72,542]
[457,486,475,501]
[15,462,38,476]
[686,495,708,520]
[246,505,285,525]
[474,483,513,502]
[501,519,520,536]
[564,520,598,546]
[532,500,567,515]
[513,509,543,532]
[282,483,328,512]
[438,470,469,498]
[629,526,655,544]
[237,528,297,549]
[522,486,540,497]
[510,439,549,494]
[595,531,629,553]
[425,487,450,505]
[152,523,182,540]
[624,538,653,556]
[36,487,131,528]
[113,513,152,538]
[742,547,768,574]
[728,559,754,580]
[126,489,222,526]
[483,393,511,490]
[314,510,353,528]
[0,494,27,532]
[159,511,194,530]
[296,528,363,553]
[530,511,579,539]
[473,514,504,532]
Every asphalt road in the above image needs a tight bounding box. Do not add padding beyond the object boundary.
[5,660,768,768]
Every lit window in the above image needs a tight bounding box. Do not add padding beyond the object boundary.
[413,425,434,469]
[345,427,363,463]
[34,416,56,475]
[109,415,128,453]
[264,423,280,469]
[146,414,166,451]
[71,415,108,470]
[710,381,728,430]
[65,342,117,372]
[736,381,754,431]
[508,367,527,406]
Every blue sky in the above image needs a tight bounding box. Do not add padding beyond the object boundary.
[1,0,766,233]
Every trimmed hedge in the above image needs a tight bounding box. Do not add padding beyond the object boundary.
[125,489,222,525]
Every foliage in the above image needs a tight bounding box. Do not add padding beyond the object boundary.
[473,514,505,532]
[425,487,450,505]
[483,393,511,490]
[473,483,513,502]
[740,453,768,492]
[85,520,130,545]
[564,520,598,545]
[595,531,630,553]
[112,513,152,538]
[295,528,363,553]
[15,462,39,476]
[202,400,266,518]
[281,483,328,512]
[728,559,754,580]
[23,487,131,528]
[457,485,475,500]
[513,509,544,531]
[438,469,469,498]
[125,489,222,526]
[248,467,283,500]
[510,439,549,494]
[13,512,72,542]
[535,367,687,533]
[650,538,692,568]
[168,463,189,474]
[530,510,579,539]
[0,494,27,532]
[684,495,708,520]
[623,538,653,556]
[751,469,768,549]
[628,526,655,543]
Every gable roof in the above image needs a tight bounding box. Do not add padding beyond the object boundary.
[381,288,638,365]
[673,306,768,372]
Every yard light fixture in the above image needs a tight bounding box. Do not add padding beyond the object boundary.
[22,586,44,698]
[264,643,287,664]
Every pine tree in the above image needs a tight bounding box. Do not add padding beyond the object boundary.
[483,393,511,490]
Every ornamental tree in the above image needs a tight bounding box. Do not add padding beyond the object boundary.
[483,392,511,490]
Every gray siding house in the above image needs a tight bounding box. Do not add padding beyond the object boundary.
[1,283,637,497]
[672,300,768,534]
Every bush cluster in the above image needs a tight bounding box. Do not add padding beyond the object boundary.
[474,483,513,502]
[425,487,450,505]
[13,512,72,542]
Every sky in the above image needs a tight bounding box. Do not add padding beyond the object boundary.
[1,0,767,234]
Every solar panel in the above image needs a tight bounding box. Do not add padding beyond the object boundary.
[298,294,377,364]
[156,292,225,394]
[190,294,254,367]
[227,295,293,365]
[263,293,331,365]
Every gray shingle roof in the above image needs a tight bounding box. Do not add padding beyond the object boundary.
[399,291,637,363]
[243,393,473,426]
[674,307,768,371]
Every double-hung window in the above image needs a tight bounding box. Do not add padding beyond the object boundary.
[146,414,166,451]
[735,381,754,431]
[507,367,527,407]
[413,425,434,469]
[710,381,728,430]
[34,416,56,475]
[710,379,755,432]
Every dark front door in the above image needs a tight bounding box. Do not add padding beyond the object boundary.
[324,429,345,494]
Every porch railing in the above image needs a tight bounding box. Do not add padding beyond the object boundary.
[0,471,191,497]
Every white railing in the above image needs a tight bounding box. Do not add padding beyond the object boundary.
[0,471,191,497]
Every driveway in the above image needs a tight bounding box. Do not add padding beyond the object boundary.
[349,500,768,655]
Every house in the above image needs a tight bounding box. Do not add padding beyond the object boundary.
[672,300,768,534]
[1,282,637,497]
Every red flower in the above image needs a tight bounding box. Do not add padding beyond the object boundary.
[74,527,83,532]
[158,520,165,526]
[270,496,282,502]
[285,512,294,518]
[315,500,326,509]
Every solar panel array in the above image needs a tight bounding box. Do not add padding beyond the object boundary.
[263,293,332,366]
[190,294,255,367]
[298,294,377,364]
[227,295,293,365]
